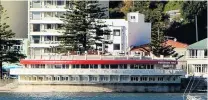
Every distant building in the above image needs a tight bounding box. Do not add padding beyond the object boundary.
[166,9,183,22]
[186,38,208,78]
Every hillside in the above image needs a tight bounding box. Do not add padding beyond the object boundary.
[109,1,207,44]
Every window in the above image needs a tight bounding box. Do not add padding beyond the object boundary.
[158,77,163,81]
[45,12,53,17]
[44,36,52,41]
[149,77,155,81]
[55,36,61,41]
[81,64,89,69]
[119,64,127,69]
[190,50,197,58]
[46,24,52,29]
[101,64,109,69]
[32,12,41,20]
[45,0,53,6]
[32,36,40,43]
[33,24,40,32]
[56,24,62,29]
[131,16,135,19]
[57,0,64,6]
[113,44,120,50]
[32,0,41,8]
[44,48,51,53]
[55,64,62,69]
[90,64,98,69]
[113,29,120,36]
[204,49,207,58]
[110,64,118,69]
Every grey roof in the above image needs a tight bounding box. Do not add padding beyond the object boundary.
[187,38,208,49]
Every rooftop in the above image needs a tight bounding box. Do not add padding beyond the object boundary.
[187,38,208,49]
[131,39,188,52]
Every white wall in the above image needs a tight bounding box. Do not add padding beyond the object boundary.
[127,22,151,47]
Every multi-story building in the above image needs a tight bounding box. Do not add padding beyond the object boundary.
[101,12,151,55]
[186,38,208,78]
[28,0,110,58]
[28,0,150,57]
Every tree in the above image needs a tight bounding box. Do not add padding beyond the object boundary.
[60,0,111,54]
[132,1,175,57]
[0,5,26,79]
[150,25,176,57]
[166,1,207,44]
[120,0,133,18]
[181,1,207,23]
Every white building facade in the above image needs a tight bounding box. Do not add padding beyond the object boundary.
[28,0,109,58]
[97,12,151,55]
[28,0,150,57]
[186,38,208,78]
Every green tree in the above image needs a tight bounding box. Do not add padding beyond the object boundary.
[164,1,182,12]
[133,1,175,57]
[166,1,207,44]
[181,1,207,23]
[0,5,26,79]
[60,0,111,53]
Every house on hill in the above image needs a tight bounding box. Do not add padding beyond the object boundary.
[186,38,208,78]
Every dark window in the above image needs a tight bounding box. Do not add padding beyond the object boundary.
[81,64,88,69]
[113,44,120,50]
[151,65,154,69]
[131,16,135,19]
[204,50,207,57]
[47,24,52,29]
[110,64,118,69]
[119,64,127,69]
[32,36,40,43]
[33,24,40,32]
[57,0,64,5]
[113,29,120,36]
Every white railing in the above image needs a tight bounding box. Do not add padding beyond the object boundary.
[28,54,176,61]
[10,69,185,76]
[186,56,208,59]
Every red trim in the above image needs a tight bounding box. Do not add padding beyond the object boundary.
[20,60,177,65]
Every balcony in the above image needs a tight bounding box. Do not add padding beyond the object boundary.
[30,5,67,12]
[30,17,63,24]
[30,29,64,36]
[10,69,185,76]
[30,41,61,48]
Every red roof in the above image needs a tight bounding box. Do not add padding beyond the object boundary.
[131,40,188,52]
[164,40,188,48]
[20,60,177,65]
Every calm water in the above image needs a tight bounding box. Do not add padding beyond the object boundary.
[0,92,207,100]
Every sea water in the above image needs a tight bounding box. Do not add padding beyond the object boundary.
[0,92,207,100]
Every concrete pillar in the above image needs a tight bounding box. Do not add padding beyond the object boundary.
[129,75,131,82]
[87,75,90,82]
[98,75,100,82]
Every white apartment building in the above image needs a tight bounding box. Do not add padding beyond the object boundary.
[186,38,208,78]
[28,0,109,58]
[28,0,151,57]
[102,12,151,54]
